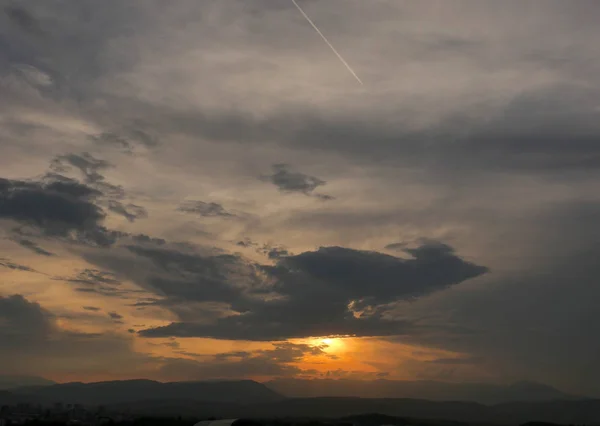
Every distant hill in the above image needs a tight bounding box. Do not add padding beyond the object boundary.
[0,375,55,390]
[265,379,581,405]
[4,379,599,425]
[98,396,600,424]
[13,379,283,405]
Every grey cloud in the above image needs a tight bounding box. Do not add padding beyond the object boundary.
[53,268,139,298]
[236,238,257,248]
[385,242,407,251]
[260,164,334,200]
[0,294,152,376]
[49,154,147,222]
[389,203,600,396]
[178,200,235,218]
[0,176,106,239]
[106,200,148,222]
[131,234,166,246]
[129,240,487,340]
[90,129,158,153]
[0,258,39,273]
[57,268,121,287]
[3,4,42,35]
[426,357,484,365]
[50,152,112,184]
[0,156,149,245]
[120,84,600,180]
[267,247,289,259]
[11,238,54,256]
[90,132,132,152]
[255,242,290,259]
[277,242,488,309]
[108,311,123,321]
[157,342,323,381]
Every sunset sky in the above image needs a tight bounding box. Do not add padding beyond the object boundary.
[1,0,600,397]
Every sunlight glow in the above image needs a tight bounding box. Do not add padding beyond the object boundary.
[313,337,346,352]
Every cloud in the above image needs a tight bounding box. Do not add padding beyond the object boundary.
[0,176,106,241]
[0,294,151,376]
[266,246,289,259]
[106,200,148,222]
[53,268,140,298]
[157,342,325,381]
[385,242,407,251]
[425,356,484,365]
[50,152,112,184]
[48,153,147,222]
[59,268,121,287]
[178,201,235,218]
[0,258,39,273]
[260,164,334,200]
[108,240,491,341]
[82,306,101,312]
[3,4,42,35]
[90,129,158,153]
[108,311,124,323]
[10,238,54,256]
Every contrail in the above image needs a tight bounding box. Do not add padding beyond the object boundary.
[291,0,363,85]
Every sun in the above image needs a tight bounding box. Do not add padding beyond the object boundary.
[312,337,346,353]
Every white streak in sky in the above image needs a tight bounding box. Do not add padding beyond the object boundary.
[291,0,363,85]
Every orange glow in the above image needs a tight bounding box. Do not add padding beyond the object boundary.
[313,337,346,353]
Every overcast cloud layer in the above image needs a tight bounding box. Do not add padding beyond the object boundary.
[1,0,600,396]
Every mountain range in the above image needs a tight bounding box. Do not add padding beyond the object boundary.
[265,379,581,405]
[0,375,56,390]
[1,378,598,425]
[8,379,282,405]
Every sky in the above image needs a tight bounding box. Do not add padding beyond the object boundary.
[1,0,600,396]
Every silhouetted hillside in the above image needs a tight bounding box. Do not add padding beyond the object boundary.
[0,375,55,390]
[265,379,581,405]
[104,396,600,425]
[4,380,600,425]
[13,379,283,405]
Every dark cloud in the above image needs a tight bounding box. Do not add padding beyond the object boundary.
[90,129,158,153]
[0,258,39,273]
[385,242,407,251]
[120,84,600,179]
[53,269,139,298]
[0,294,151,376]
[260,164,334,200]
[236,238,257,248]
[267,247,289,259]
[157,342,323,381]
[11,238,54,256]
[254,242,291,259]
[389,204,600,396]
[106,200,147,222]
[120,240,489,340]
[57,268,121,287]
[90,132,132,152]
[425,357,484,365]
[120,244,264,309]
[131,234,166,246]
[49,154,134,210]
[0,156,148,245]
[108,311,123,320]
[0,176,106,240]
[128,128,159,148]
[178,201,235,218]
[3,4,42,35]
[50,152,112,184]
[82,306,101,312]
